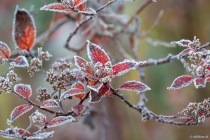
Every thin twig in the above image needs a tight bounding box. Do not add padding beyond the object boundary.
[12,90,55,114]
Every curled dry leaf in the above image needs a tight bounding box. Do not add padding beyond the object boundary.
[10,104,33,123]
[0,41,11,59]
[167,75,194,90]
[47,116,75,128]
[87,40,110,65]
[13,7,36,51]
[14,84,32,99]
[117,80,151,93]
[40,99,59,108]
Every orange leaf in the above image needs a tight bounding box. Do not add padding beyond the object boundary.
[73,0,87,11]
[0,41,11,59]
[13,7,36,51]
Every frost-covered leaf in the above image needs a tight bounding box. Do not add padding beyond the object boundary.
[87,82,103,92]
[85,64,94,78]
[167,75,194,90]
[71,81,85,99]
[40,3,73,14]
[11,56,29,67]
[47,116,75,128]
[98,85,111,96]
[10,104,33,122]
[177,48,193,59]
[194,77,206,88]
[0,128,31,139]
[71,81,85,91]
[72,104,84,116]
[0,41,11,59]
[89,90,103,103]
[87,41,110,65]
[14,84,32,98]
[73,0,87,11]
[60,88,85,100]
[27,131,54,139]
[112,59,137,77]
[41,99,59,108]
[171,39,192,47]
[13,7,36,51]
[74,56,87,70]
[117,81,151,93]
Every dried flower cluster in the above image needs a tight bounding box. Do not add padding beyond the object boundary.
[182,98,210,124]
[0,70,18,94]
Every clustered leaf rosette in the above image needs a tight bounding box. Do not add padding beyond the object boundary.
[168,38,210,90]
[72,41,151,102]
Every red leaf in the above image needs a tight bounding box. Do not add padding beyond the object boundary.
[74,56,87,70]
[88,82,103,92]
[112,59,137,77]
[177,48,193,59]
[0,41,11,59]
[60,88,85,100]
[72,104,84,116]
[14,84,32,98]
[10,104,33,122]
[41,99,59,108]
[85,63,94,79]
[71,81,85,99]
[167,75,194,90]
[117,81,151,93]
[13,7,36,51]
[40,3,73,14]
[73,0,87,11]
[87,41,110,65]
[71,81,85,91]
[11,56,29,67]
[89,90,103,103]
[47,116,75,128]
[27,131,54,139]
[98,85,111,96]
[194,77,206,88]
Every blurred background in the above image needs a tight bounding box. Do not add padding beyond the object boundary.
[0,0,210,140]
